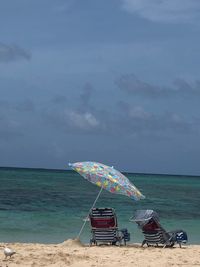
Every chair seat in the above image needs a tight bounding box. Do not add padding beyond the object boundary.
[91,229,119,244]
[143,231,167,245]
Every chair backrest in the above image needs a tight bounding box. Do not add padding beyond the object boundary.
[142,217,171,242]
[142,218,161,232]
[89,207,117,229]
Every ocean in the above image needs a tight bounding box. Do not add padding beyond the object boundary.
[0,167,199,244]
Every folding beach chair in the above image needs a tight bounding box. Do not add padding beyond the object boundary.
[89,207,130,246]
[131,210,188,248]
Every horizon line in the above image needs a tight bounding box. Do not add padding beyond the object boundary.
[0,165,199,178]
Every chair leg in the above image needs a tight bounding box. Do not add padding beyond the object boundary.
[142,240,146,247]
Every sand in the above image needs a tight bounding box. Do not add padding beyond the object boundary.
[0,239,200,267]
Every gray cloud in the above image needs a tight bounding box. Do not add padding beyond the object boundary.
[43,107,103,135]
[116,74,200,97]
[45,104,195,137]
[78,82,95,112]
[1,88,196,142]
[116,74,169,97]
[121,0,200,23]
[41,83,100,134]
[117,101,195,135]
[51,95,68,105]
[15,99,35,112]
[173,78,200,94]
[0,43,31,63]
[42,89,196,138]
[39,79,198,138]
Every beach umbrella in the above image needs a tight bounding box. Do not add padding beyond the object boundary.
[68,161,145,237]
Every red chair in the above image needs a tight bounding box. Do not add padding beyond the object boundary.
[89,207,130,246]
[131,210,188,248]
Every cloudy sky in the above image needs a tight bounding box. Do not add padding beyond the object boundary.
[1,0,200,175]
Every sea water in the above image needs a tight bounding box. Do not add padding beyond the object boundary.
[0,167,199,244]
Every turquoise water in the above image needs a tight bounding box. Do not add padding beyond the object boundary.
[0,167,199,244]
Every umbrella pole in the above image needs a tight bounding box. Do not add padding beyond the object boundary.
[77,186,103,239]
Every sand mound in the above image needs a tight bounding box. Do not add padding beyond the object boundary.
[61,238,84,247]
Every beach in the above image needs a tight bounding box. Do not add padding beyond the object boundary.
[1,168,200,245]
[0,168,200,266]
[0,239,200,267]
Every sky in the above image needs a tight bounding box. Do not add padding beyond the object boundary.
[0,0,200,175]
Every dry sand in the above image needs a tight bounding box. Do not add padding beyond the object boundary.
[0,239,200,267]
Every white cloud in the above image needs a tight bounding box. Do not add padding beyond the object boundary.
[69,111,99,130]
[121,0,200,23]
[84,113,99,127]
[129,106,151,119]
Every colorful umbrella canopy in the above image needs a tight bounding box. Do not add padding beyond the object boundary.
[69,161,145,201]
